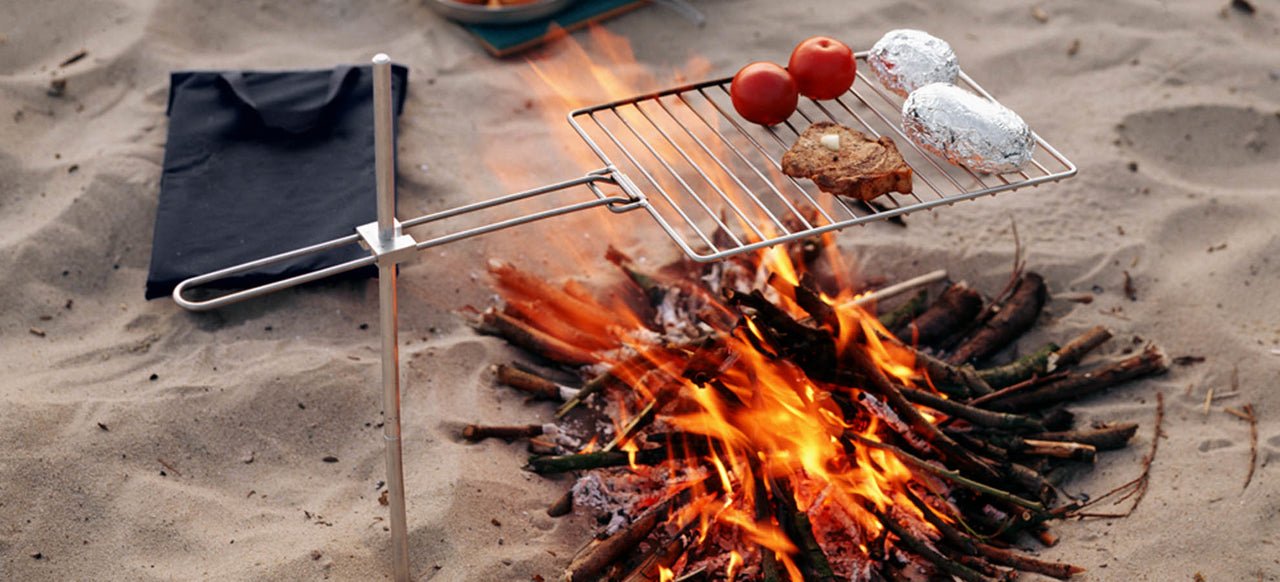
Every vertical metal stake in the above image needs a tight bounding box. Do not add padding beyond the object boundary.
[372,53,411,582]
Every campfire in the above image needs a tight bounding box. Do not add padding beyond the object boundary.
[452,27,1167,582]
[466,229,1166,581]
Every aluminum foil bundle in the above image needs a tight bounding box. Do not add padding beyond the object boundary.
[867,29,959,98]
[903,83,1035,174]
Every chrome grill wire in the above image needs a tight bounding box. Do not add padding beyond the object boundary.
[569,53,1077,263]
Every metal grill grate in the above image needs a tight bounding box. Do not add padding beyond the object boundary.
[569,53,1077,262]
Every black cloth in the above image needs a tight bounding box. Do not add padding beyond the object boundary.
[146,64,408,300]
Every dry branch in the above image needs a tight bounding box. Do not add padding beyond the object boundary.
[982,345,1168,412]
[900,387,1045,431]
[906,282,983,347]
[1047,325,1113,371]
[977,343,1059,389]
[462,423,543,442]
[566,496,674,582]
[1031,423,1139,451]
[948,273,1047,366]
[475,310,597,366]
[494,364,573,401]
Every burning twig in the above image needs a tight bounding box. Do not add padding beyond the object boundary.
[904,489,1084,580]
[866,504,988,582]
[475,310,597,366]
[565,495,678,582]
[844,432,1046,515]
[771,479,836,581]
[899,387,1045,431]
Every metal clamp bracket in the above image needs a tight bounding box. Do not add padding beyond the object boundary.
[357,219,418,265]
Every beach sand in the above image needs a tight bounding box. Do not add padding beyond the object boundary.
[2,0,1278,579]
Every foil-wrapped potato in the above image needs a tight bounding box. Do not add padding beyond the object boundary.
[867,29,959,98]
[903,83,1035,174]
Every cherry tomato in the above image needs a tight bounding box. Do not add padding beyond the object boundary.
[730,62,799,126]
[788,36,856,100]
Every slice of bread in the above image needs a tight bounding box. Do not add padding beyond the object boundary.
[781,121,913,201]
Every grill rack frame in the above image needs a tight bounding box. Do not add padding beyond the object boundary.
[567,52,1078,263]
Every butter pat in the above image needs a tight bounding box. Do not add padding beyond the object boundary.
[820,133,840,152]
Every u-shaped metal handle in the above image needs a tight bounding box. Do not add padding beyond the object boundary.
[171,232,375,311]
[171,168,645,312]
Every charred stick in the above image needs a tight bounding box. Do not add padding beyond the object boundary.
[547,488,574,517]
[984,345,1168,412]
[880,288,929,332]
[912,347,994,398]
[771,479,836,582]
[871,328,993,398]
[557,351,667,417]
[794,275,839,332]
[565,496,675,582]
[476,310,597,366]
[846,343,1001,481]
[1030,423,1139,451]
[604,399,658,452]
[844,432,1047,515]
[619,521,697,582]
[977,343,1060,389]
[900,387,1045,432]
[1004,461,1059,505]
[947,429,1012,460]
[462,423,544,442]
[753,476,786,582]
[866,504,988,582]
[955,554,1015,580]
[494,364,576,401]
[948,272,1047,366]
[905,282,984,347]
[907,489,1083,580]
[1047,325,1112,371]
[528,436,558,455]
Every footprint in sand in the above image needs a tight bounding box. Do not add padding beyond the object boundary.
[1118,104,1279,188]
[1197,438,1235,453]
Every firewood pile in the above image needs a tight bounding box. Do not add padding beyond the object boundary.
[464,228,1168,581]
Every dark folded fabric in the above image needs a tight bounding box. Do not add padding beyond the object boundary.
[146,64,408,300]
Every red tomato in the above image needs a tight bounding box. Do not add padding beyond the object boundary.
[788,36,856,100]
[730,62,798,126]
